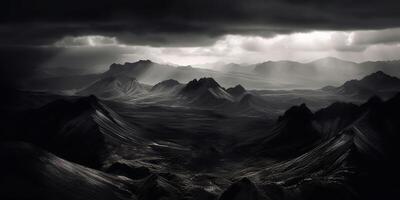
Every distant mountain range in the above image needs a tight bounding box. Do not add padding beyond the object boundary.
[25,57,400,91]
[73,71,400,118]
[322,70,400,99]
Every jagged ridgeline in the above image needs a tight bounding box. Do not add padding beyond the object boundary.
[2,70,400,200]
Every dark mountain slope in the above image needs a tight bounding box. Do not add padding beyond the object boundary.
[226,84,246,98]
[0,142,133,200]
[77,75,147,99]
[238,104,321,157]
[322,71,400,99]
[5,95,147,168]
[313,102,363,138]
[230,93,400,200]
[150,79,184,94]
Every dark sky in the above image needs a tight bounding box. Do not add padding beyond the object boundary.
[2,0,400,46]
[1,0,400,88]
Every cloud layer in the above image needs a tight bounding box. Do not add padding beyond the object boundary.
[2,0,400,46]
[45,29,400,70]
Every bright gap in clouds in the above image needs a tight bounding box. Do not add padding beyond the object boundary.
[54,35,120,47]
[51,28,400,70]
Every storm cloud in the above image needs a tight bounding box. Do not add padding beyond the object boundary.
[2,0,400,46]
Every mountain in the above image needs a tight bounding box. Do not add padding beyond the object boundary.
[352,92,400,159]
[313,101,364,138]
[150,79,184,94]
[0,141,188,200]
[232,93,276,115]
[103,60,214,86]
[77,75,147,99]
[109,58,400,90]
[252,58,361,87]
[310,56,357,67]
[359,60,400,76]
[234,93,400,199]
[239,103,320,157]
[0,142,133,200]
[179,77,234,106]
[226,84,247,98]
[23,58,400,92]
[7,95,147,168]
[355,70,400,90]
[219,178,267,200]
[253,60,305,75]
[5,85,400,199]
[106,60,159,77]
[322,71,400,99]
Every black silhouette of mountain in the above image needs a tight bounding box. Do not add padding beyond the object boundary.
[313,102,363,138]
[77,75,147,99]
[239,103,320,157]
[219,178,267,200]
[356,70,400,90]
[322,71,400,99]
[150,79,183,94]
[272,104,320,152]
[179,77,234,106]
[226,84,246,98]
[352,93,400,158]
[181,77,220,91]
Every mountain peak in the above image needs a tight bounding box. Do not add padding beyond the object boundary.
[359,70,400,87]
[151,79,182,92]
[109,60,155,70]
[326,71,400,98]
[179,78,235,105]
[155,79,180,86]
[279,103,313,122]
[136,59,153,64]
[227,84,246,97]
[183,77,220,92]
[363,70,392,80]
[197,77,220,87]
